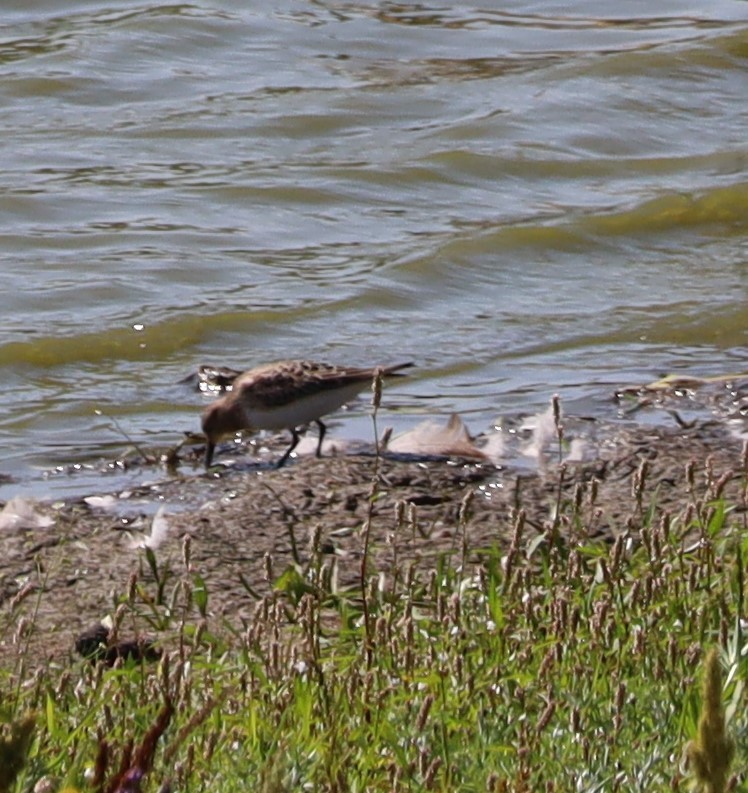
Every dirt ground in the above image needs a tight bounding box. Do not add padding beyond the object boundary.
[0,408,746,668]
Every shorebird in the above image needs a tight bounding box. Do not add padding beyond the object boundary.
[201,359,413,468]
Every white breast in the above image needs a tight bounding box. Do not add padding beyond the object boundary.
[241,381,368,431]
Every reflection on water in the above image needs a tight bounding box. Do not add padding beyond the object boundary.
[0,1,747,497]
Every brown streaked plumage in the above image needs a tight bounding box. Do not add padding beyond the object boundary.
[201,360,413,468]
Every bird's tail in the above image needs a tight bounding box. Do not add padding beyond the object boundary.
[380,361,415,377]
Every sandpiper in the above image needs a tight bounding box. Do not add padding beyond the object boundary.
[201,359,413,468]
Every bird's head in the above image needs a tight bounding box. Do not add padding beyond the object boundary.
[201,398,247,468]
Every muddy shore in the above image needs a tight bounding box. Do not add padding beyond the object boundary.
[1,400,746,667]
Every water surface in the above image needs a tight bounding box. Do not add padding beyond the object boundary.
[1,1,747,497]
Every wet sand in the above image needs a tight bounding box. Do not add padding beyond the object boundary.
[1,404,745,669]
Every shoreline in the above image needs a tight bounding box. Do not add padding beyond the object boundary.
[1,407,746,666]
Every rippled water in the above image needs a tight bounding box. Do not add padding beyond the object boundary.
[1,1,747,498]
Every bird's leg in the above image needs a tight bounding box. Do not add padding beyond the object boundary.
[314,419,327,458]
[204,440,216,469]
[276,427,301,468]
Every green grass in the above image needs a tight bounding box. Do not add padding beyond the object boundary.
[2,443,748,793]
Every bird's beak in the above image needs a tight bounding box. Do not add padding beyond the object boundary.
[204,439,215,468]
